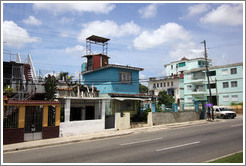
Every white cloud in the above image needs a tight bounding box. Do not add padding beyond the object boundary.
[187,4,210,17]
[33,3,115,14]
[60,17,74,24]
[200,4,243,26]
[139,4,158,19]
[65,45,84,56]
[169,42,204,59]
[133,22,191,50]
[78,20,140,42]
[60,32,69,38]
[23,16,42,25]
[3,21,40,48]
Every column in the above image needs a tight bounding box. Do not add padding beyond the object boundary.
[64,99,71,122]
[43,105,48,127]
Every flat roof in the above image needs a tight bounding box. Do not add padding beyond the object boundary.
[83,54,110,58]
[86,35,110,43]
[82,64,144,75]
[164,57,212,67]
[184,62,243,74]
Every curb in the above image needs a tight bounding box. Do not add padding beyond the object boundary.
[3,119,223,153]
[3,131,134,153]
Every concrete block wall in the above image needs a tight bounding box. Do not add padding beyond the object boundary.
[115,112,130,130]
[152,111,200,125]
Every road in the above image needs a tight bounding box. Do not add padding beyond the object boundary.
[3,116,243,163]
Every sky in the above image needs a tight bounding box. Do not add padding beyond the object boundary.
[2,2,244,84]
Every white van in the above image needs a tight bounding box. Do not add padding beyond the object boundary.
[213,106,237,119]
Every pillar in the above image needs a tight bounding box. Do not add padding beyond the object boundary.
[64,99,71,122]
[55,104,61,126]
[43,105,48,127]
[18,106,25,128]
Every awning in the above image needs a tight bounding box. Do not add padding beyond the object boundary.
[112,97,151,101]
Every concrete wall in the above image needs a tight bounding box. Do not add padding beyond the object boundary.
[151,111,200,125]
[59,99,106,137]
[60,119,105,137]
[115,112,130,130]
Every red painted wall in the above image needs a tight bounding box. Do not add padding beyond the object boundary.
[93,56,101,70]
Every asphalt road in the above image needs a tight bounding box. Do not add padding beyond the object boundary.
[3,116,243,163]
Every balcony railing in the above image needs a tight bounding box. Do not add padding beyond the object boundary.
[192,88,206,92]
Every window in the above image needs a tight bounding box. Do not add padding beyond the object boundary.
[187,85,192,91]
[171,81,173,86]
[48,106,56,126]
[164,82,166,87]
[167,82,169,87]
[231,81,237,87]
[153,84,156,88]
[176,64,178,68]
[119,71,132,84]
[222,69,228,75]
[223,82,229,88]
[232,95,238,101]
[207,83,216,89]
[223,95,229,102]
[157,83,159,88]
[209,71,216,76]
[231,68,237,74]
[179,62,186,67]
[3,106,19,128]
[160,83,162,87]
[171,65,173,69]
[187,97,193,103]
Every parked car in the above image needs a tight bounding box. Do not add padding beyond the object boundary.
[213,106,237,119]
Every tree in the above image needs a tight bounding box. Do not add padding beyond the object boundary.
[4,85,13,97]
[57,72,73,83]
[157,90,175,107]
[139,83,149,94]
[44,74,57,100]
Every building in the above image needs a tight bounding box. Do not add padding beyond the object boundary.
[82,35,151,127]
[164,57,212,77]
[148,57,212,107]
[3,54,62,144]
[3,98,61,144]
[183,62,243,109]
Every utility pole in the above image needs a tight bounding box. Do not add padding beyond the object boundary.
[201,40,214,120]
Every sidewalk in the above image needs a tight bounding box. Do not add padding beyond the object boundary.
[3,118,223,153]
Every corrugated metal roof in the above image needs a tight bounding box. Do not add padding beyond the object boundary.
[86,35,110,43]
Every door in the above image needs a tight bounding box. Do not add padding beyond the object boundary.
[24,106,43,141]
[85,106,95,120]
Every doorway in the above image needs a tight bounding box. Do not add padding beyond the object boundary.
[86,106,95,120]
[24,106,43,141]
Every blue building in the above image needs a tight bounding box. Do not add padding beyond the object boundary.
[81,35,150,127]
[82,64,143,96]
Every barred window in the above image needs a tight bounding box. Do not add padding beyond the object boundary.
[119,71,132,84]
[48,106,56,126]
[4,106,19,128]
[231,81,237,87]
[231,68,237,74]
[223,82,229,88]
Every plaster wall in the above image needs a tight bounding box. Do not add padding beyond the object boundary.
[152,111,200,125]
[115,112,130,130]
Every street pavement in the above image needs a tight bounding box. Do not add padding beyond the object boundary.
[3,117,227,153]
[3,115,243,163]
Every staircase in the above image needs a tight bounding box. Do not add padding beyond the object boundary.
[24,64,32,81]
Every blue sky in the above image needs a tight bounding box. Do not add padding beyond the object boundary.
[2,2,244,83]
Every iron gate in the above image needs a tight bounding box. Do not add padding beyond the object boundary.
[24,106,43,141]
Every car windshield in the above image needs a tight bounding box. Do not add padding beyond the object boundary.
[220,107,229,111]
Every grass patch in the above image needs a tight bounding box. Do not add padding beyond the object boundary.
[209,152,243,163]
